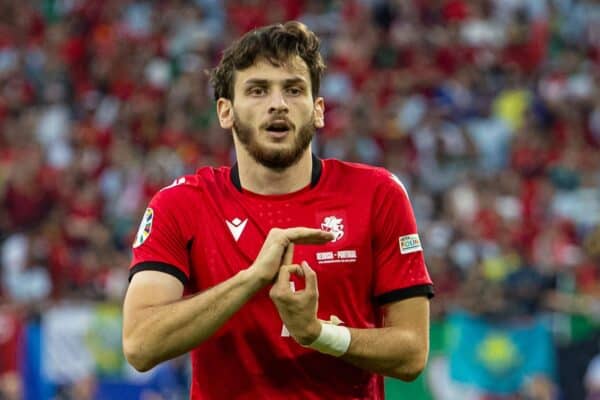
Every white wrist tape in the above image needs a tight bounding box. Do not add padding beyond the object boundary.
[307,322,351,357]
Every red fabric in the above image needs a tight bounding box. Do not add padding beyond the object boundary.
[0,28,14,49]
[279,0,306,20]
[576,262,600,294]
[130,159,432,400]
[48,241,72,298]
[0,310,23,374]
[227,2,268,34]
[474,208,501,241]
[435,45,474,76]
[442,0,470,22]
[502,21,549,74]
[511,137,550,177]
[4,175,55,229]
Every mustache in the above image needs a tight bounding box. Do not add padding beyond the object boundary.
[260,116,295,130]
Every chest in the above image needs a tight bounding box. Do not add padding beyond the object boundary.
[189,195,374,291]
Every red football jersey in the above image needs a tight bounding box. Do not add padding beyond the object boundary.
[130,156,434,400]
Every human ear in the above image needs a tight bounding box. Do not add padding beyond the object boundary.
[217,98,234,129]
[314,97,325,128]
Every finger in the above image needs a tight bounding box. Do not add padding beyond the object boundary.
[301,261,318,294]
[284,228,335,244]
[261,239,287,267]
[282,243,294,266]
[273,264,302,289]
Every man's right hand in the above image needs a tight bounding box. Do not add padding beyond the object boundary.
[248,227,334,286]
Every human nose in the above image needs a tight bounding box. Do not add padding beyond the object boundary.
[268,90,289,114]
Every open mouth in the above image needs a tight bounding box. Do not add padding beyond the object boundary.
[264,120,293,137]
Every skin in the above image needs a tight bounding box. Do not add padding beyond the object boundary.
[123,56,430,381]
[216,57,324,195]
[270,262,430,380]
[123,228,334,372]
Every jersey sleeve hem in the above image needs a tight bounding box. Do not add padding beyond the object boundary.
[129,261,189,286]
[375,284,435,305]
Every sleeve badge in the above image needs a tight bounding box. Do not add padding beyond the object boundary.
[399,233,422,254]
[133,208,154,248]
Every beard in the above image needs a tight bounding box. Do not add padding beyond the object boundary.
[233,113,315,170]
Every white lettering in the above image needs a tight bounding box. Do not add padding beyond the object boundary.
[317,252,334,261]
[337,250,357,259]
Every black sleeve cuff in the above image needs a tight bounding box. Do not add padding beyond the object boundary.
[375,284,435,306]
[129,261,189,286]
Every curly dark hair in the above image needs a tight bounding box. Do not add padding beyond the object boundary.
[209,21,326,101]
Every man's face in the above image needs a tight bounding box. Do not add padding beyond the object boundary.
[219,57,324,170]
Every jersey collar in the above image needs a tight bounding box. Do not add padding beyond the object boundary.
[230,153,323,193]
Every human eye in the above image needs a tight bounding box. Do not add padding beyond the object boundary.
[247,86,266,96]
[286,86,304,96]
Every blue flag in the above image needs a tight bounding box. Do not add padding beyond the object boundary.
[448,311,555,394]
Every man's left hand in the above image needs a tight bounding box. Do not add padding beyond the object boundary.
[269,261,322,346]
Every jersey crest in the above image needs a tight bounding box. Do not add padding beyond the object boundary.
[321,216,344,242]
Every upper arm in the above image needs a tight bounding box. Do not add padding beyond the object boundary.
[376,296,431,379]
[372,172,434,302]
[123,270,184,333]
[382,296,430,348]
[129,187,196,285]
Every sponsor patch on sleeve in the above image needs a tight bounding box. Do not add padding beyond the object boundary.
[399,233,422,254]
[133,208,154,248]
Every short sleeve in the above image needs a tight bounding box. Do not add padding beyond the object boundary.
[129,188,193,285]
[372,173,434,304]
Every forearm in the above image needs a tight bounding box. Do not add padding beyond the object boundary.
[272,264,431,381]
[123,268,264,371]
[341,326,429,381]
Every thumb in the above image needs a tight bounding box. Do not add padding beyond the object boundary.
[301,261,318,295]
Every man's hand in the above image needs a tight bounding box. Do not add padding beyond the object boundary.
[248,228,333,286]
[269,261,322,346]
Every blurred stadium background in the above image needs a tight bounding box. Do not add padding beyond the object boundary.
[0,0,599,399]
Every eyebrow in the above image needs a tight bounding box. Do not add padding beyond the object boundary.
[243,77,307,87]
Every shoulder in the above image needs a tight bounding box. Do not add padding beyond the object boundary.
[150,165,230,206]
[322,158,409,197]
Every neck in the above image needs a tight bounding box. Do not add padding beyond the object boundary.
[234,145,313,195]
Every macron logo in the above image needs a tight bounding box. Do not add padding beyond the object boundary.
[226,218,248,241]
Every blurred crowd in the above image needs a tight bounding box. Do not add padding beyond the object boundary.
[0,0,599,399]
